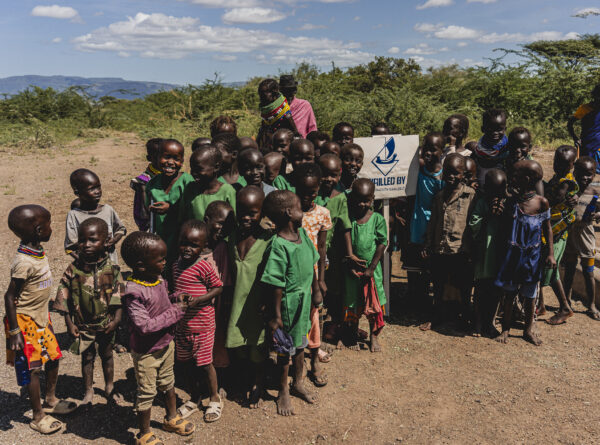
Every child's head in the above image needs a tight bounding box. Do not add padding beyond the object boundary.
[332,122,354,146]
[263,190,303,229]
[349,178,375,216]
[236,185,265,233]
[238,148,266,187]
[318,153,342,195]
[553,145,577,178]
[483,168,507,199]
[306,131,330,157]
[464,157,478,189]
[481,109,507,144]
[70,169,102,207]
[157,139,184,178]
[320,141,341,157]
[443,114,469,146]
[289,139,315,170]
[574,156,596,191]
[340,143,364,180]
[212,132,242,169]
[512,160,543,193]
[239,136,259,151]
[272,128,294,157]
[145,138,163,165]
[8,204,52,244]
[442,153,466,188]
[190,145,222,186]
[191,137,211,152]
[210,115,237,138]
[204,200,235,244]
[371,122,391,136]
[264,152,285,184]
[507,127,532,163]
[121,232,166,278]
[258,78,280,106]
[77,217,109,262]
[294,163,322,212]
[421,132,444,168]
[178,219,208,264]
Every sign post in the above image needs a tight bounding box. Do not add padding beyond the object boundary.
[355,135,420,315]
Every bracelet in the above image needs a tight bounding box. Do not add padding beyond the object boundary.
[8,327,21,336]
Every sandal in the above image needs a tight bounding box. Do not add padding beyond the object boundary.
[30,415,62,434]
[177,400,199,419]
[309,371,328,387]
[163,414,195,436]
[135,432,164,445]
[204,395,223,423]
[42,399,78,415]
[318,349,331,363]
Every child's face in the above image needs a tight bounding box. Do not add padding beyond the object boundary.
[482,115,507,144]
[142,240,167,278]
[341,149,363,178]
[237,196,262,233]
[240,155,265,187]
[179,227,206,263]
[297,176,320,212]
[464,159,478,188]
[288,195,304,228]
[508,133,531,162]
[484,176,507,199]
[442,160,464,188]
[36,213,53,243]
[553,150,576,178]
[273,132,292,157]
[205,208,234,244]
[191,153,218,185]
[350,187,375,215]
[334,126,354,146]
[264,157,282,184]
[158,143,184,177]
[259,85,278,105]
[216,144,233,169]
[78,224,107,262]
[321,142,341,157]
[575,162,596,191]
[290,143,315,169]
[443,118,464,145]
[75,176,102,205]
[319,159,342,195]
[421,144,443,167]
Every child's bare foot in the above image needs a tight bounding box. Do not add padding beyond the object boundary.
[370,335,382,352]
[586,307,600,321]
[105,384,124,405]
[81,388,94,405]
[336,339,345,350]
[419,321,432,331]
[546,309,573,325]
[536,305,547,316]
[290,382,317,404]
[523,329,542,346]
[248,385,263,409]
[276,389,294,416]
[495,330,510,344]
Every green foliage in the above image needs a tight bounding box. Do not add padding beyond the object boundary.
[1,35,600,150]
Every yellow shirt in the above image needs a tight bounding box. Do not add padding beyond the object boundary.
[11,253,52,327]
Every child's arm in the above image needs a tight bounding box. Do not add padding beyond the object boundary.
[312,270,323,307]
[107,208,127,249]
[64,212,79,257]
[364,243,386,279]
[365,213,388,278]
[4,278,25,351]
[422,196,440,258]
[317,229,327,295]
[541,197,556,269]
[104,308,122,335]
[344,231,366,276]
[187,287,223,308]
[64,313,80,338]
[125,294,186,335]
[268,286,284,333]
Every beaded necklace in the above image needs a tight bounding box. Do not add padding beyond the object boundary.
[127,276,161,287]
[17,244,45,259]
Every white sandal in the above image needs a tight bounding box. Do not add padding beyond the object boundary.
[204,395,222,423]
[177,400,199,419]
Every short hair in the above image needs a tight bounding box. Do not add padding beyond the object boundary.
[352,177,375,195]
[484,168,507,185]
[79,217,108,239]
[263,190,297,226]
[8,205,50,240]
[423,132,445,149]
[210,115,237,138]
[508,127,531,145]
[341,143,364,158]
[212,132,242,154]
[159,138,184,155]
[306,131,330,145]
[239,136,259,150]
[191,144,222,167]
[318,153,342,168]
[482,109,507,127]
[556,145,577,159]
[70,168,99,190]
[258,78,279,96]
[205,200,234,220]
[191,137,212,152]
[444,152,466,170]
[146,138,163,157]
[121,231,163,268]
[290,138,314,156]
[371,122,391,135]
[237,185,265,204]
[332,122,354,138]
[273,128,294,140]
[294,162,322,183]
[444,114,469,137]
[575,155,597,171]
[180,219,207,237]
[237,148,263,171]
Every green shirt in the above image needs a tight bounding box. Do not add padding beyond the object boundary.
[273,174,295,192]
[344,212,388,309]
[180,181,237,222]
[261,228,318,346]
[469,196,501,281]
[218,175,247,187]
[225,229,273,348]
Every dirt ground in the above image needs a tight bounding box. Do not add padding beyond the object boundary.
[1,136,599,445]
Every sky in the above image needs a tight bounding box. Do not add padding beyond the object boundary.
[1,1,599,85]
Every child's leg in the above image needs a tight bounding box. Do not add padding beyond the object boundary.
[537,286,547,316]
[308,306,327,385]
[420,255,444,331]
[547,277,574,325]
[248,356,265,409]
[561,258,577,302]
[473,280,484,336]
[99,336,116,401]
[581,257,599,318]
[276,354,293,416]
[522,284,542,346]
[43,359,60,408]
[369,320,382,352]
[81,344,97,404]
[496,291,517,344]
[290,350,316,404]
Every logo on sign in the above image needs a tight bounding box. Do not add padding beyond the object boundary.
[371,137,399,177]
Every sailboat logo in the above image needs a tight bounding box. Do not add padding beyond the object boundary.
[371,137,399,176]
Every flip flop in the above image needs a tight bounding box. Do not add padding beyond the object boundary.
[177,400,199,419]
[317,349,331,363]
[43,399,77,415]
[204,395,223,423]
[30,415,62,434]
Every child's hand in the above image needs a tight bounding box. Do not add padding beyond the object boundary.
[363,267,375,279]
[104,320,118,335]
[105,236,116,252]
[312,289,323,307]
[68,323,80,338]
[566,194,578,208]
[268,317,283,332]
[346,254,367,271]
[149,201,170,214]
[546,255,557,270]
[491,198,505,216]
[8,332,24,351]
[318,279,327,297]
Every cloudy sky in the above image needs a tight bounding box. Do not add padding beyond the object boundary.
[1,1,599,84]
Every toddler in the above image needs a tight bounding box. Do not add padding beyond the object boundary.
[130,138,162,231]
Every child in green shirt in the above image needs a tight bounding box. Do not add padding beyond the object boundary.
[273,139,315,191]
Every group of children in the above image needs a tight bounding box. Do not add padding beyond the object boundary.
[5,77,599,443]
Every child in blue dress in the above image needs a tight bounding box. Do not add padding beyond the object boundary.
[495,160,555,346]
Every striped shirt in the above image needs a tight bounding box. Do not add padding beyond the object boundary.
[172,258,223,334]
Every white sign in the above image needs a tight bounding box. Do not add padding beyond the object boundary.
[355,135,420,199]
